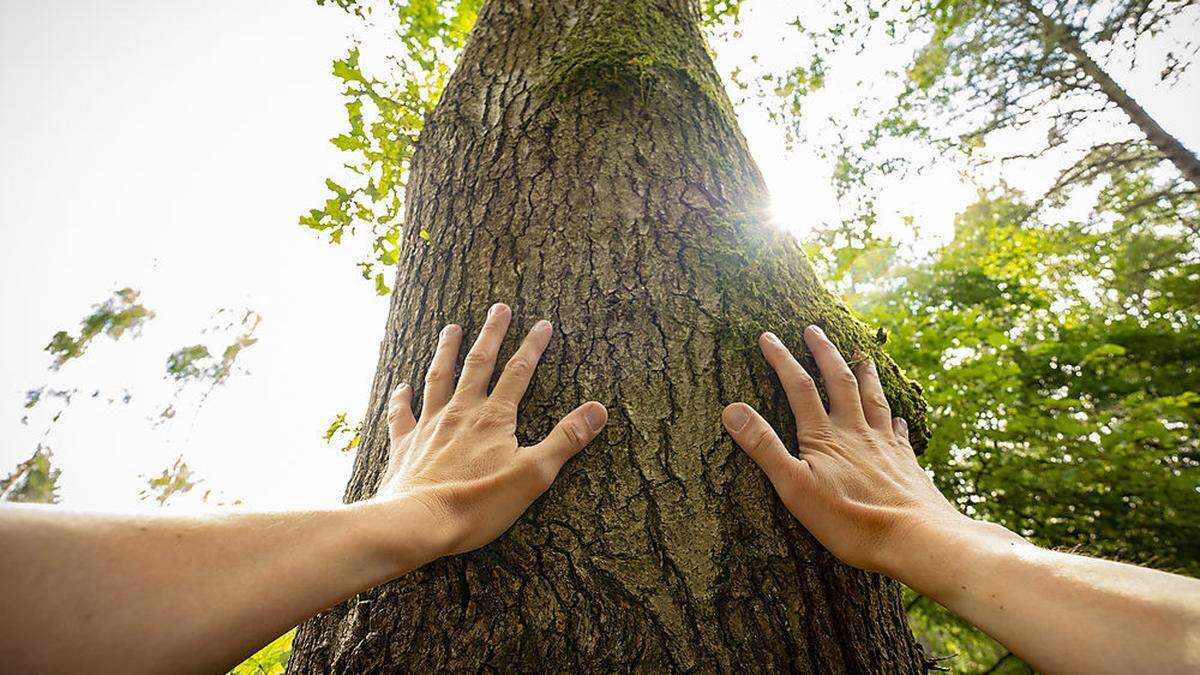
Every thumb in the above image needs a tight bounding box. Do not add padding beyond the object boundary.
[529,401,608,464]
[722,403,803,491]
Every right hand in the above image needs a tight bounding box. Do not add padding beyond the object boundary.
[721,325,966,574]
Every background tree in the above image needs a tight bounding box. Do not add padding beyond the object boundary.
[759,1,1200,671]
[770,0,1198,242]
[809,186,1200,672]
[289,0,932,671]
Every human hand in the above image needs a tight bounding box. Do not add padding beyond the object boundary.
[721,326,965,575]
[373,303,608,558]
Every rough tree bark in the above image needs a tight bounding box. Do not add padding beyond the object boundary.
[290,0,931,671]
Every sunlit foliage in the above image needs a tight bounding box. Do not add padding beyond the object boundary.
[770,5,1199,666]
[45,288,154,369]
[0,445,61,504]
[808,187,1199,671]
[300,0,481,294]
[139,456,203,506]
[322,412,362,454]
[12,291,262,507]
[302,0,745,293]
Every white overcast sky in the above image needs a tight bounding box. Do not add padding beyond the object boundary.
[1,1,1196,510]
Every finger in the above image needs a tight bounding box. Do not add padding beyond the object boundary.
[527,401,607,465]
[853,355,892,432]
[422,324,463,416]
[722,403,803,490]
[387,382,417,439]
[893,417,913,451]
[759,332,827,423]
[491,320,553,406]
[456,303,512,399]
[803,325,863,421]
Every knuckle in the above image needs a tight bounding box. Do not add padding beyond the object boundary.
[832,370,858,387]
[748,426,774,454]
[800,423,835,444]
[504,356,534,378]
[488,398,518,415]
[793,371,817,390]
[864,394,891,411]
[475,402,515,428]
[426,366,450,382]
[562,420,586,450]
[464,351,493,367]
[439,402,468,425]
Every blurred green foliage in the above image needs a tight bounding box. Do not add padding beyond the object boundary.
[45,288,154,369]
[139,456,203,506]
[322,412,362,453]
[13,296,262,508]
[0,445,61,504]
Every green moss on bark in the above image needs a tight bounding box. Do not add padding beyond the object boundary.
[710,217,930,451]
[536,0,732,114]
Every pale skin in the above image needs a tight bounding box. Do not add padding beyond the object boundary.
[722,325,1200,675]
[0,303,609,674]
[0,308,1197,674]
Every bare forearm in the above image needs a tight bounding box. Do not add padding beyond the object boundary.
[0,500,435,674]
[0,307,606,674]
[891,517,1200,675]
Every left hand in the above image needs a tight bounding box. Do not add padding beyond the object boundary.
[374,303,608,558]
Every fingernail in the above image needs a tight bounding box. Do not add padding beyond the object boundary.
[441,324,458,339]
[489,303,509,318]
[396,382,410,394]
[894,417,908,433]
[723,404,750,432]
[585,403,608,431]
[808,325,826,339]
[762,331,781,345]
[533,319,552,335]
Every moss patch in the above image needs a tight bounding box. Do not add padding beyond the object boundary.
[709,215,931,451]
[536,0,731,114]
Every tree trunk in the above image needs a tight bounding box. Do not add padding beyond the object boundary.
[290,0,930,671]
[1024,0,1200,188]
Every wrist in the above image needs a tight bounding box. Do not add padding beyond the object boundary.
[883,512,1032,600]
[346,494,455,583]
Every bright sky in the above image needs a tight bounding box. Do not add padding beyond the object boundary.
[1,1,1196,511]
